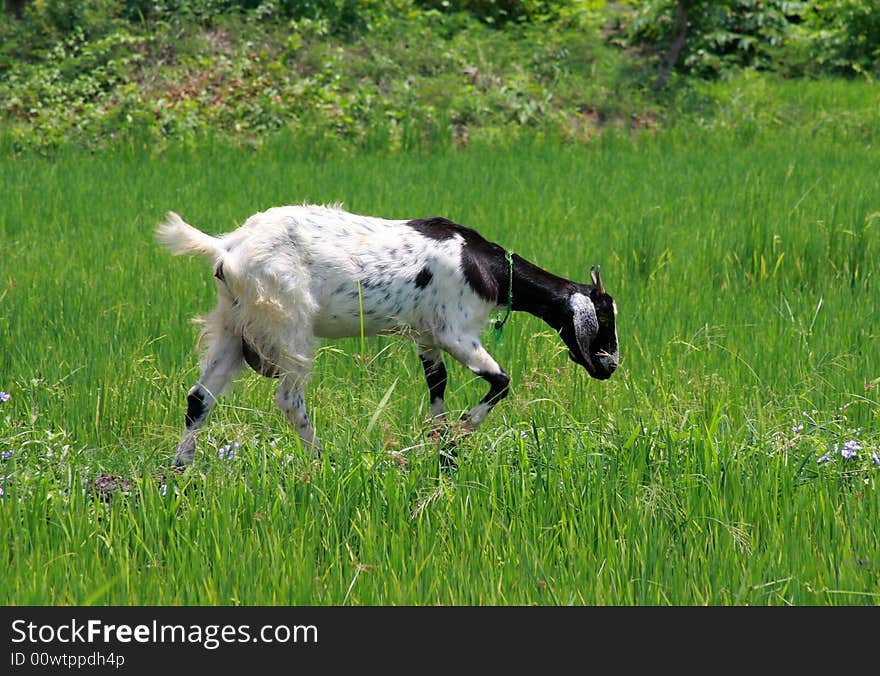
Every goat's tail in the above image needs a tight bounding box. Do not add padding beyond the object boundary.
[155,212,224,264]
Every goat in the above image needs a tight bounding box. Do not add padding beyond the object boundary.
[156,204,619,466]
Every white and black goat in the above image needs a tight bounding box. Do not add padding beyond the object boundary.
[156,204,619,466]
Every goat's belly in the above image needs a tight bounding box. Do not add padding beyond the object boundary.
[312,308,418,339]
[311,279,429,339]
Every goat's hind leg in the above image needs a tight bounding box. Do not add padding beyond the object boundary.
[418,346,448,429]
[173,332,244,467]
[275,375,322,457]
[418,345,458,468]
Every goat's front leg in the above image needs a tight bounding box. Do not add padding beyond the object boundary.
[174,333,244,467]
[275,376,322,456]
[442,337,510,432]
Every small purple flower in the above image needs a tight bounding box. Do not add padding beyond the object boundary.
[817,452,832,464]
[841,441,858,460]
[519,430,528,439]
[873,452,880,467]
[218,441,240,460]
[791,425,804,434]
[1,450,14,461]
[0,391,9,403]
[0,485,4,497]
[159,483,168,497]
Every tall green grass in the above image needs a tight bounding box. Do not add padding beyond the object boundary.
[1,124,878,604]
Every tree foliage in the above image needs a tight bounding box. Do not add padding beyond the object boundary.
[626,0,880,79]
[1,0,878,153]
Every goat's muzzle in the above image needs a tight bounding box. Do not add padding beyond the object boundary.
[568,348,618,380]
[594,350,619,379]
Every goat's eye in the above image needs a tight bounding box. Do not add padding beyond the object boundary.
[598,315,611,326]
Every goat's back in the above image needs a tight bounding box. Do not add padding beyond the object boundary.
[217,205,487,340]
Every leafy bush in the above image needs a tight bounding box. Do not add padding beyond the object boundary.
[625,0,879,79]
[627,0,805,78]
[1,0,128,66]
[0,24,148,148]
[799,0,880,76]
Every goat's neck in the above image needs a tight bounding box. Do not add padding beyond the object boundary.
[504,253,577,330]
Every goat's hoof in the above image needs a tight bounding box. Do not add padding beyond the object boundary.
[458,413,480,434]
[172,455,193,469]
[428,424,459,470]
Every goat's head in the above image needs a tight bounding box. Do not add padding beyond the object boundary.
[561,266,619,380]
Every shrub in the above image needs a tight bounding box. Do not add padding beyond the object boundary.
[624,0,879,79]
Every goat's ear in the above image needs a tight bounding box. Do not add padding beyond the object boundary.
[590,265,605,295]
[570,292,598,356]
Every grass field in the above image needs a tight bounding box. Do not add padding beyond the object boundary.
[1,121,878,605]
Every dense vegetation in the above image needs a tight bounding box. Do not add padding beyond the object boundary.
[1,1,878,153]
[1,1,878,606]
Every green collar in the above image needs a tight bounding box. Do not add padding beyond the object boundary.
[492,250,514,342]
